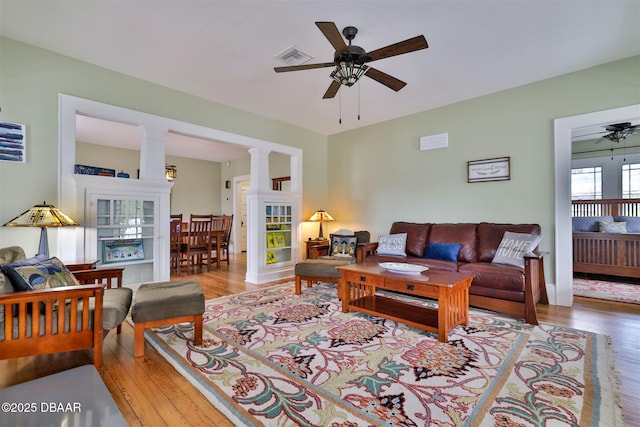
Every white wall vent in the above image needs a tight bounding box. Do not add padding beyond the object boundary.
[420,133,449,151]
[274,46,313,66]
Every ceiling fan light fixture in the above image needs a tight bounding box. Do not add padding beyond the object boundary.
[603,129,633,143]
[331,62,369,87]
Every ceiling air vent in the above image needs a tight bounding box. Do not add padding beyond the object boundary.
[274,46,313,66]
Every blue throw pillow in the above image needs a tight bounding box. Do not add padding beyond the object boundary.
[423,243,462,262]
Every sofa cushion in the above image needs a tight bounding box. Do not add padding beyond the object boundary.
[409,257,459,272]
[477,222,541,262]
[389,222,430,257]
[376,233,408,256]
[459,262,527,302]
[329,234,358,258]
[572,216,613,232]
[598,220,627,233]
[492,232,542,268]
[423,242,462,262]
[428,223,477,263]
[614,216,640,233]
[366,253,408,263]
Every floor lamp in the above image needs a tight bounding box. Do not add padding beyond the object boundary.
[3,201,79,257]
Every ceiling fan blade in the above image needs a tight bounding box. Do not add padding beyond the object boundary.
[366,35,429,62]
[316,22,347,51]
[605,122,632,131]
[322,80,341,99]
[274,62,335,73]
[365,67,407,91]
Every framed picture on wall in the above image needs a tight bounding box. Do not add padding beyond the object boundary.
[0,121,26,163]
[467,157,510,183]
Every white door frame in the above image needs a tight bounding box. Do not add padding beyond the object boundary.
[553,103,640,306]
[233,174,250,253]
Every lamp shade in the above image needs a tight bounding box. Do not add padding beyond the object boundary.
[307,210,335,239]
[307,210,335,223]
[4,202,78,227]
[3,202,79,256]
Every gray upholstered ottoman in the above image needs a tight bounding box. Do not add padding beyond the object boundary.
[131,280,205,357]
[294,259,353,295]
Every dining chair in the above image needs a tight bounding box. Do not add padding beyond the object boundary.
[219,214,234,265]
[170,213,183,222]
[209,215,224,264]
[169,219,183,273]
[185,214,213,270]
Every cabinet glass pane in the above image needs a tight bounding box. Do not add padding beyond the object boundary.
[96,198,155,265]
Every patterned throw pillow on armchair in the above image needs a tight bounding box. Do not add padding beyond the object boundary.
[330,234,358,258]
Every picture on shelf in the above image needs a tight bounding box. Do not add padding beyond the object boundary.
[266,250,276,264]
[274,232,286,247]
[103,238,144,263]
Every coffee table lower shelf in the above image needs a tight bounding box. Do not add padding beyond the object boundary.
[348,295,440,335]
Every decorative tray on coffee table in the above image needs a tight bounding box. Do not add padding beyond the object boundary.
[379,262,429,274]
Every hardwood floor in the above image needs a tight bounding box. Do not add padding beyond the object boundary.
[1,253,639,426]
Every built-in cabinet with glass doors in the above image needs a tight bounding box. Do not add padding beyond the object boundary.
[86,192,160,283]
[96,198,155,265]
[264,202,292,266]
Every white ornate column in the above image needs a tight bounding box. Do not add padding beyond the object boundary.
[138,124,168,182]
[245,147,271,283]
[138,123,172,281]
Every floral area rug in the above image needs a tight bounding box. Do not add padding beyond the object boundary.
[143,282,622,426]
[573,278,640,305]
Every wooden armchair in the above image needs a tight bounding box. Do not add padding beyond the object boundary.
[0,265,130,369]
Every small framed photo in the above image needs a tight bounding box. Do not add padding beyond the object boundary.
[467,157,510,183]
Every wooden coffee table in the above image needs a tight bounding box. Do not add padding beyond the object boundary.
[337,262,474,342]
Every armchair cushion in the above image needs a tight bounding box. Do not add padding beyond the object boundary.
[329,234,358,258]
[100,288,133,330]
[0,250,48,295]
[4,257,79,292]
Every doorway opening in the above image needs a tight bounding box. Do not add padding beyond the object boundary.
[554,104,640,306]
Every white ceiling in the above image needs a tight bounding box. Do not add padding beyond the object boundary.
[2,1,640,160]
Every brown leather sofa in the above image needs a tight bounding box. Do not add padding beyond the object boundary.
[364,222,548,324]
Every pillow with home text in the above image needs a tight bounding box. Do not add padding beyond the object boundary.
[491,232,542,268]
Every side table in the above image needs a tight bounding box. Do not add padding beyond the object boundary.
[305,239,329,259]
[64,259,99,271]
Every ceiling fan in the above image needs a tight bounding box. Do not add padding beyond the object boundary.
[274,22,429,99]
[592,122,640,143]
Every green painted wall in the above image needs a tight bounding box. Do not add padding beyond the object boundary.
[1,35,639,285]
[0,37,328,251]
[327,55,640,282]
